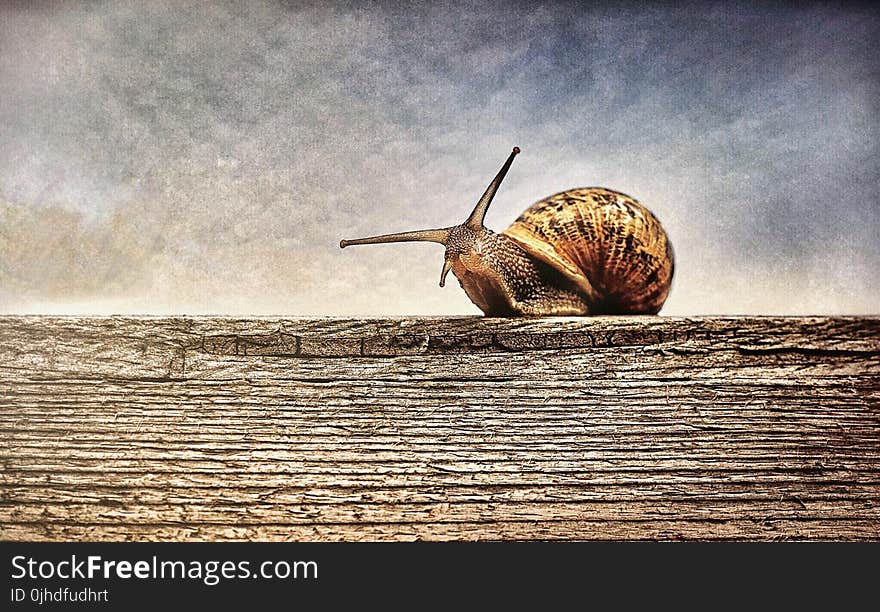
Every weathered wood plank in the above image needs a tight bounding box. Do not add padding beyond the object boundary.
[4,520,879,543]
[1,316,878,541]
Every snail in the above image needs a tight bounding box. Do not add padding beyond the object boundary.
[340,147,674,316]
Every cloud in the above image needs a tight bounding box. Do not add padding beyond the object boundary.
[0,1,877,315]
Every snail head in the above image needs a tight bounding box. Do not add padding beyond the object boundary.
[340,146,520,287]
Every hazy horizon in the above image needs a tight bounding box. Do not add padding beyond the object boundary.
[1,1,877,316]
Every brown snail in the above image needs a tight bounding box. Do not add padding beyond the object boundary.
[340,147,674,316]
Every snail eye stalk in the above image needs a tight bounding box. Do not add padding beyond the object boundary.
[464,146,520,229]
[339,228,452,249]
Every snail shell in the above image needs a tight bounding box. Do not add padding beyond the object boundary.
[504,188,674,314]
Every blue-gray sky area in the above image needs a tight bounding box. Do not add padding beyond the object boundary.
[1,1,877,315]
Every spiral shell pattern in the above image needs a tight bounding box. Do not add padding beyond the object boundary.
[503,188,674,314]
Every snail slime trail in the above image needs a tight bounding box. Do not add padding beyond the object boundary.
[341,147,674,317]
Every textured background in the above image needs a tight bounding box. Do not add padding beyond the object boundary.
[1,1,877,316]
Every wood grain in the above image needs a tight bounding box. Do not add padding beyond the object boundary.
[1,316,878,541]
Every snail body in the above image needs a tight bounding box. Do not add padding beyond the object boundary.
[340,147,674,316]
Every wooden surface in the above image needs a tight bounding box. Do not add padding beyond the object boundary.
[1,316,878,541]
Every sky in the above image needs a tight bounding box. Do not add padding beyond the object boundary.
[0,0,877,316]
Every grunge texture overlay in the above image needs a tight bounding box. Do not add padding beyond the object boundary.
[1,1,877,315]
